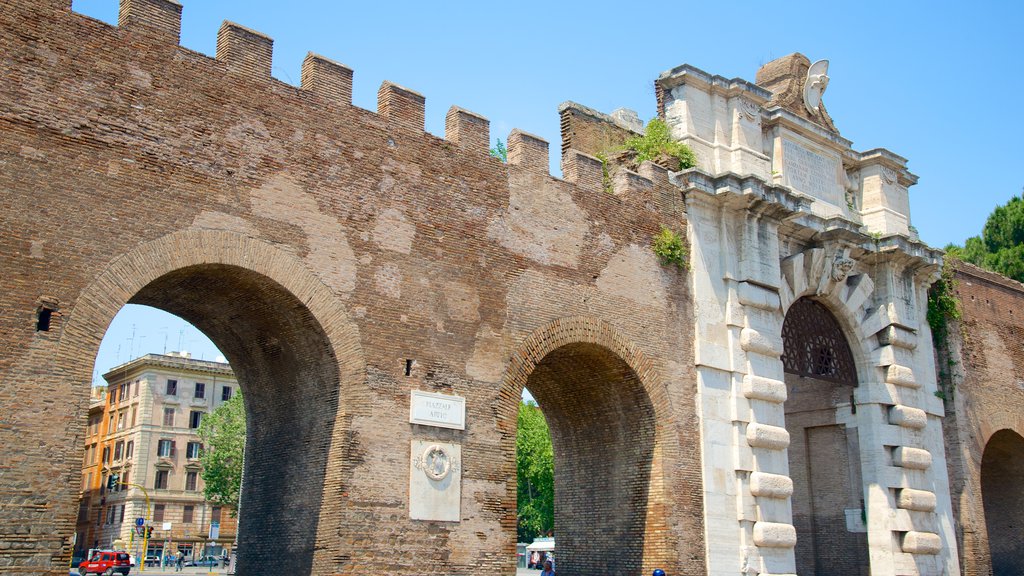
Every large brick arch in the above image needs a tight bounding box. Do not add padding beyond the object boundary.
[497,316,677,574]
[55,229,365,575]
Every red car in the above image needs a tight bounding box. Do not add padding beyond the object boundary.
[78,550,131,575]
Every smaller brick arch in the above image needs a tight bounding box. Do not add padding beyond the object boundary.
[497,316,675,574]
[55,229,366,575]
[978,415,1024,449]
[980,429,1024,576]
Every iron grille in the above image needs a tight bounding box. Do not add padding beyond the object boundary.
[781,297,857,384]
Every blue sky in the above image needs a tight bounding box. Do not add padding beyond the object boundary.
[74,0,1024,383]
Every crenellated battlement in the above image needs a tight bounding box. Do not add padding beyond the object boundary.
[0,3,978,576]
[23,0,686,199]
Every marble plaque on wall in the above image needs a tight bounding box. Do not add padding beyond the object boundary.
[409,390,465,430]
[409,440,461,522]
[781,138,842,207]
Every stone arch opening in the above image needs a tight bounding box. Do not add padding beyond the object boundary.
[981,429,1024,576]
[781,297,869,576]
[56,231,364,576]
[524,342,656,574]
[127,264,339,574]
[501,319,669,575]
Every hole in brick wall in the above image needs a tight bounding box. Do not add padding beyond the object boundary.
[405,359,413,376]
[36,307,53,331]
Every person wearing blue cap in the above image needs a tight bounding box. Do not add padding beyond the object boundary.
[653,570,666,576]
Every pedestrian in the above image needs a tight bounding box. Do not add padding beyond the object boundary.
[176,549,184,572]
[540,559,555,576]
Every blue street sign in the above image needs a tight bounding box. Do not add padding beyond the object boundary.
[135,517,145,527]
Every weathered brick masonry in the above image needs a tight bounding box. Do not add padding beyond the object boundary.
[941,263,1024,576]
[0,1,703,574]
[4,2,1020,576]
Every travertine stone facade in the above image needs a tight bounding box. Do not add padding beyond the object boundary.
[0,1,1008,575]
[658,57,958,575]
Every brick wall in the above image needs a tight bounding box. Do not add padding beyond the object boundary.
[0,1,704,574]
[942,263,1024,576]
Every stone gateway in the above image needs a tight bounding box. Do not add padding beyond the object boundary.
[0,1,1020,575]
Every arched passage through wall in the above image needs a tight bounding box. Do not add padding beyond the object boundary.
[501,318,672,575]
[58,230,364,576]
[980,429,1024,576]
[781,297,869,576]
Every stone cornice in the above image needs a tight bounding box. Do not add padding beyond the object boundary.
[103,353,234,383]
[657,64,772,103]
[677,168,942,270]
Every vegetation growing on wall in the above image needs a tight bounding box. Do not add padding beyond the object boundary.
[928,262,962,400]
[490,139,507,163]
[652,226,688,269]
[622,119,697,172]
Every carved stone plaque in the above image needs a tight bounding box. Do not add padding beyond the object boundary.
[781,138,842,207]
[409,440,461,522]
[409,390,465,430]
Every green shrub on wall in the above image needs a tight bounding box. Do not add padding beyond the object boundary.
[624,119,696,172]
[652,226,687,269]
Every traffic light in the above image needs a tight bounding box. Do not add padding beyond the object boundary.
[146,526,153,539]
[106,473,119,491]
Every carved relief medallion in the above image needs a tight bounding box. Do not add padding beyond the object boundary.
[415,444,456,481]
[739,98,760,122]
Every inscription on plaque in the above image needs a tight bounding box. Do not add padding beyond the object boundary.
[410,390,466,430]
[782,138,841,206]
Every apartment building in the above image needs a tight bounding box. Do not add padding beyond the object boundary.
[75,352,238,560]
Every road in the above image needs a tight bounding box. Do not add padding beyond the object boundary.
[72,567,228,576]
[73,565,537,575]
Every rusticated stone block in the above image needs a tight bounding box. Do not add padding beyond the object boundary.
[892,446,932,470]
[752,521,797,548]
[901,531,942,555]
[742,375,787,403]
[888,405,927,430]
[896,488,937,512]
[746,423,790,450]
[750,472,793,499]
[885,364,919,388]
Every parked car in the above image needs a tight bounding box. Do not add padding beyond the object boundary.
[77,550,131,575]
[185,555,221,567]
[143,555,160,567]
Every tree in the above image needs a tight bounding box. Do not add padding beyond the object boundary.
[946,194,1024,283]
[516,400,554,542]
[197,391,245,514]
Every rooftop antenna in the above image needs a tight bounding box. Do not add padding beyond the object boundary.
[178,327,185,352]
[127,324,136,360]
